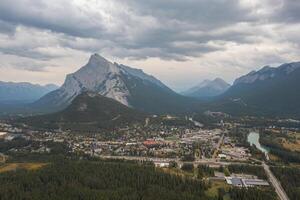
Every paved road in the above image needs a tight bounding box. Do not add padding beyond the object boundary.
[98,155,258,167]
[212,133,224,158]
[263,162,289,200]
[100,155,288,200]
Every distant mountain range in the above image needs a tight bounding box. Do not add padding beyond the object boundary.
[22,92,146,131]
[214,62,300,117]
[181,78,230,99]
[32,54,197,114]
[0,81,58,104]
[2,54,300,119]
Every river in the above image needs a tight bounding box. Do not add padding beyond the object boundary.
[247,132,269,154]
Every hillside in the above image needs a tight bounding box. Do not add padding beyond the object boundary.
[213,62,300,118]
[23,92,146,131]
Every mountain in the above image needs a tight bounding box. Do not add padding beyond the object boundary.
[33,54,197,114]
[182,78,230,99]
[215,62,300,118]
[23,92,146,131]
[0,81,58,104]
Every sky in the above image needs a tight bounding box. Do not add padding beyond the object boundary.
[0,0,300,92]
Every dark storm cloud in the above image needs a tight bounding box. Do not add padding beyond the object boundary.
[0,0,299,62]
[0,47,59,61]
[0,0,257,61]
[0,0,106,38]
[274,0,300,23]
[0,20,16,34]
[124,0,255,28]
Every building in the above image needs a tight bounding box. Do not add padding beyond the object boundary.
[225,177,269,187]
[226,177,243,187]
[0,132,7,139]
[242,179,269,187]
[218,154,227,159]
[153,161,170,168]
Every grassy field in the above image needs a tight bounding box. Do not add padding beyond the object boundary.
[269,153,281,162]
[0,162,47,173]
[160,167,195,178]
[0,154,5,163]
[281,138,300,151]
[205,180,231,199]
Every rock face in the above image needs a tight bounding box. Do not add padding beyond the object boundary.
[0,81,58,103]
[182,78,230,98]
[33,54,189,113]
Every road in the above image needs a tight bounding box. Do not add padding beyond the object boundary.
[263,162,289,200]
[101,155,289,200]
[98,155,257,167]
[212,133,224,158]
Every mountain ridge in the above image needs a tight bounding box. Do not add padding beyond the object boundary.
[214,61,300,118]
[0,81,58,103]
[32,54,197,114]
[182,78,230,99]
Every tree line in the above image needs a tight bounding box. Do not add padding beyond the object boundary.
[0,159,211,200]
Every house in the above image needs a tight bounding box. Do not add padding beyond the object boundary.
[218,154,227,159]
[153,161,170,168]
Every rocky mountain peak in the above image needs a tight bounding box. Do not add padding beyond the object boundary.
[234,61,300,85]
[279,62,300,74]
[213,78,228,85]
[88,53,109,65]
[181,78,230,98]
[33,53,175,112]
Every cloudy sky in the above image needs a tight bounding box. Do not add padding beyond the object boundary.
[0,0,299,91]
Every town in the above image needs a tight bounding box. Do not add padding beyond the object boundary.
[1,115,299,199]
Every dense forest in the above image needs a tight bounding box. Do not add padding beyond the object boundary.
[227,164,267,179]
[0,159,211,200]
[271,166,300,200]
[229,187,277,200]
[0,137,280,200]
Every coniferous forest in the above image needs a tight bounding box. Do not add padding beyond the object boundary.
[0,159,209,200]
[271,166,300,200]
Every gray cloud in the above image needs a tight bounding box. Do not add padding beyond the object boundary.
[0,47,59,61]
[0,0,106,38]
[0,20,16,34]
[0,0,261,61]
[125,0,255,28]
[0,0,299,82]
[273,0,300,23]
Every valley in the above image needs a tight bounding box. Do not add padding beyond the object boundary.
[0,55,300,200]
[1,1,300,199]
[1,111,300,199]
